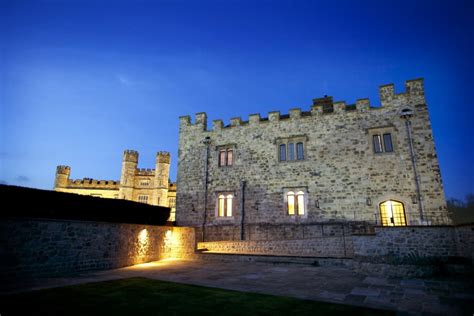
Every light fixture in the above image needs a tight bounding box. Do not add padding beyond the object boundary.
[315,199,320,208]
[366,197,372,206]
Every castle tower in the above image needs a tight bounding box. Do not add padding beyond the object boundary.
[54,165,71,189]
[154,151,170,206]
[119,150,138,200]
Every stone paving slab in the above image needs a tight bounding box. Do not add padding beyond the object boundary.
[1,259,473,315]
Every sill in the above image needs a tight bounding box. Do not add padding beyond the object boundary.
[279,159,305,163]
[373,151,395,156]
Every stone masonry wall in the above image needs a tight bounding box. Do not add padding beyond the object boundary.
[0,218,196,279]
[352,226,470,260]
[176,78,449,239]
[198,237,352,258]
[455,224,474,262]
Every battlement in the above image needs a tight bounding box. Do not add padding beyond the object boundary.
[180,78,426,131]
[123,149,139,163]
[156,151,171,164]
[135,168,155,176]
[56,165,71,175]
[68,178,120,189]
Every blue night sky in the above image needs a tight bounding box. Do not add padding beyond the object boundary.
[1,0,473,200]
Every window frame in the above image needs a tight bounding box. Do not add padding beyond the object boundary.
[277,136,307,162]
[368,127,396,155]
[138,195,149,204]
[283,188,307,217]
[216,192,234,218]
[217,145,235,167]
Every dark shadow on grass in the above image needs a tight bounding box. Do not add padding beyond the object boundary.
[0,277,394,315]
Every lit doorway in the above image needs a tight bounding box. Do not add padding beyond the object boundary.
[379,200,407,226]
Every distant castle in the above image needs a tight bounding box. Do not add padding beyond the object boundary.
[55,150,176,221]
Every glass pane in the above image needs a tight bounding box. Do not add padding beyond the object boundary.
[297,192,305,215]
[391,201,406,226]
[226,195,233,216]
[383,133,393,152]
[287,192,295,215]
[219,150,226,166]
[296,143,304,160]
[288,143,295,160]
[227,149,233,166]
[218,196,225,217]
[379,202,391,226]
[373,135,382,153]
[280,144,286,161]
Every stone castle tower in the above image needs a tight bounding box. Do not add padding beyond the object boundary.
[176,78,450,241]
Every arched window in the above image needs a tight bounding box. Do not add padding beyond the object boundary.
[297,191,305,215]
[287,191,295,215]
[287,191,305,216]
[218,194,233,217]
[218,195,225,217]
[379,200,406,226]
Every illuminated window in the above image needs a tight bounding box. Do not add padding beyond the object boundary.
[138,195,149,204]
[217,194,233,217]
[287,191,305,216]
[372,132,394,154]
[379,200,406,226]
[278,137,306,162]
[218,148,234,166]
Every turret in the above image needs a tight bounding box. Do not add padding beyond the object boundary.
[54,165,71,189]
[154,151,170,206]
[119,150,138,199]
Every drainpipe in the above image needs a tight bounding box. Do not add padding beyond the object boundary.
[402,112,425,224]
[202,136,211,242]
[240,180,246,240]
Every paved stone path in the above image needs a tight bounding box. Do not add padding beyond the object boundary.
[2,259,473,315]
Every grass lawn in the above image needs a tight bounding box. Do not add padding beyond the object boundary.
[0,277,394,315]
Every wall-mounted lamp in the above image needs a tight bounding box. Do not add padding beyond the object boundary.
[315,199,320,208]
[366,197,372,206]
[411,196,418,204]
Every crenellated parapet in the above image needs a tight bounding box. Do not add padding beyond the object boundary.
[156,151,171,164]
[68,178,120,189]
[179,78,426,132]
[56,165,71,175]
[123,149,139,163]
[136,168,155,176]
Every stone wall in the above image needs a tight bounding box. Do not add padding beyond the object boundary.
[352,226,473,260]
[455,224,474,261]
[176,78,450,239]
[0,218,196,279]
[198,237,352,258]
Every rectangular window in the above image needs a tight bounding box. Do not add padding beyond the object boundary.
[218,148,234,167]
[280,144,286,161]
[278,136,306,163]
[217,194,233,217]
[288,143,295,160]
[138,195,149,204]
[227,149,233,166]
[373,135,383,153]
[383,133,393,152]
[296,142,304,160]
[219,150,226,166]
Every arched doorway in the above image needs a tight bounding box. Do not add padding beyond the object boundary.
[379,200,407,226]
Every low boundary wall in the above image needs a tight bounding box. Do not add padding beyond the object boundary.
[0,218,196,279]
